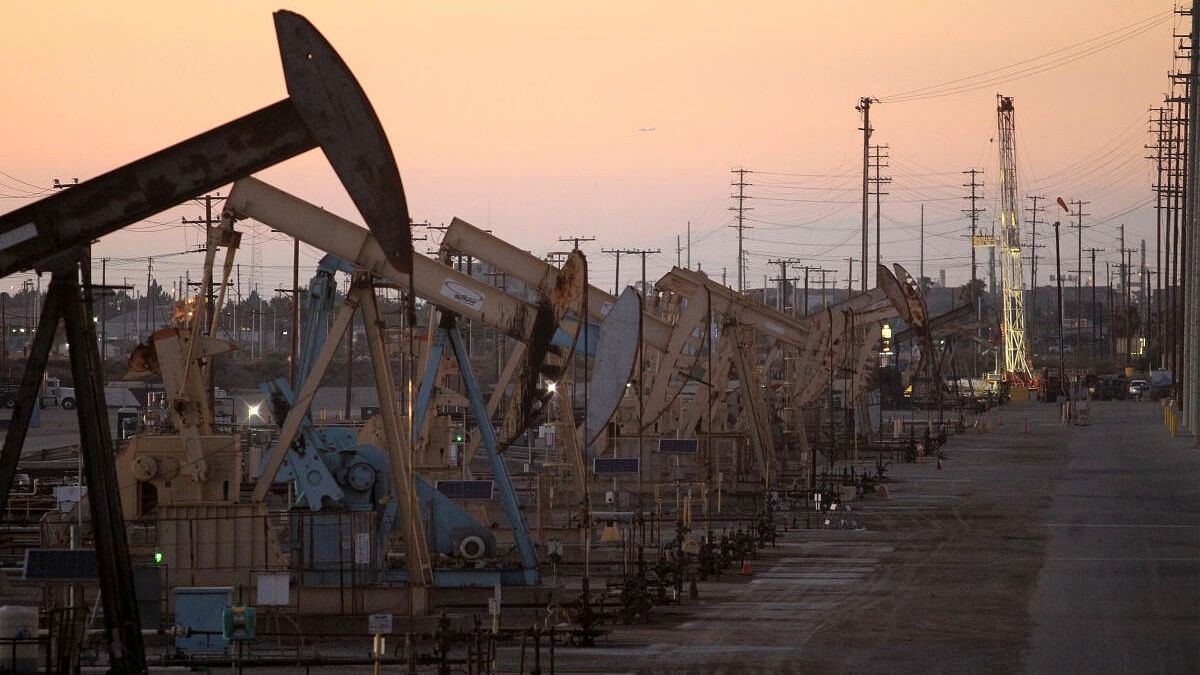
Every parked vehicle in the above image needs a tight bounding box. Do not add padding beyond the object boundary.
[0,382,18,408]
[41,377,140,410]
[1129,379,1149,398]
[1098,376,1128,401]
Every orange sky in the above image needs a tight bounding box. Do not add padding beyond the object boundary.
[0,1,1179,295]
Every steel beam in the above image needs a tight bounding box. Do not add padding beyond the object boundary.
[0,277,63,516]
[0,12,411,279]
[59,265,148,673]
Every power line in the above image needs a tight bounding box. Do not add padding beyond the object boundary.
[880,10,1172,103]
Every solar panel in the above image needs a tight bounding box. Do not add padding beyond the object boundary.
[435,480,494,500]
[657,438,698,453]
[593,457,640,474]
[24,548,98,581]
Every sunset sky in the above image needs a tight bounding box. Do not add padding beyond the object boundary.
[0,1,1179,299]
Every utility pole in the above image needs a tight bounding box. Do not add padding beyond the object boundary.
[144,258,153,335]
[1182,1,1199,436]
[1121,229,1137,368]
[963,169,985,295]
[100,258,107,358]
[1053,221,1067,409]
[1149,107,1168,348]
[1026,195,1046,342]
[730,168,752,293]
[1085,247,1104,367]
[181,193,226,329]
[963,168,984,372]
[844,257,856,292]
[769,258,799,312]
[602,248,625,295]
[857,96,876,292]
[919,203,925,285]
[1164,69,1188,384]
[791,263,821,318]
[292,237,299,387]
[1068,199,1090,369]
[686,221,691,269]
[604,246,662,295]
[869,144,891,286]
[557,235,596,251]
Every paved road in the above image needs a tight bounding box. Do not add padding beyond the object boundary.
[1024,401,1200,674]
[541,401,1199,675]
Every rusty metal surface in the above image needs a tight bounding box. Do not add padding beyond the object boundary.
[0,101,312,277]
[441,218,677,351]
[876,264,913,324]
[0,11,409,669]
[892,303,977,344]
[893,263,930,332]
[501,252,587,449]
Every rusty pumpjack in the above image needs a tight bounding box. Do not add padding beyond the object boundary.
[0,11,415,671]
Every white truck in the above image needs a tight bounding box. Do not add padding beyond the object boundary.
[41,377,141,411]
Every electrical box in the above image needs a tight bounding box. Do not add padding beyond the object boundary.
[174,587,233,654]
[222,606,256,641]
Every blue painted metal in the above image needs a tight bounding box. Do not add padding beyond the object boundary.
[297,254,354,382]
[550,319,597,356]
[410,326,447,439]
[414,476,497,558]
[264,264,534,585]
[260,377,344,509]
[259,254,355,510]
[173,586,233,654]
[445,325,539,584]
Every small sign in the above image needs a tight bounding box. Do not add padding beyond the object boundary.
[54,485,86,509]
[368,613,393,635]
[256,573,290,606]
[440,279,485,312]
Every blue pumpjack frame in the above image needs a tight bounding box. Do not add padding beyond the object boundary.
[414,319,540,585]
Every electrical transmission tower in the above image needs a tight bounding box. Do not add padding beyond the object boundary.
[730,168,752,293]
[1025,195,1046,344]
[962,169,985,294]
[869,144,891,284]
[995,96,1032,380]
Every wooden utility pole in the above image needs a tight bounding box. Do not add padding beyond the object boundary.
[557,235,596,251]
[1068,199,1090,369]
[1053,221,1066,403]
[1149,107,1168,347]
[857,96,875,292]
[603,248,625,296]
[291,238,300,387]
[1084,247,1104,367]
[769,258,799,312]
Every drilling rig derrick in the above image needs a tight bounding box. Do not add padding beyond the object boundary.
[996,95,1034,383]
